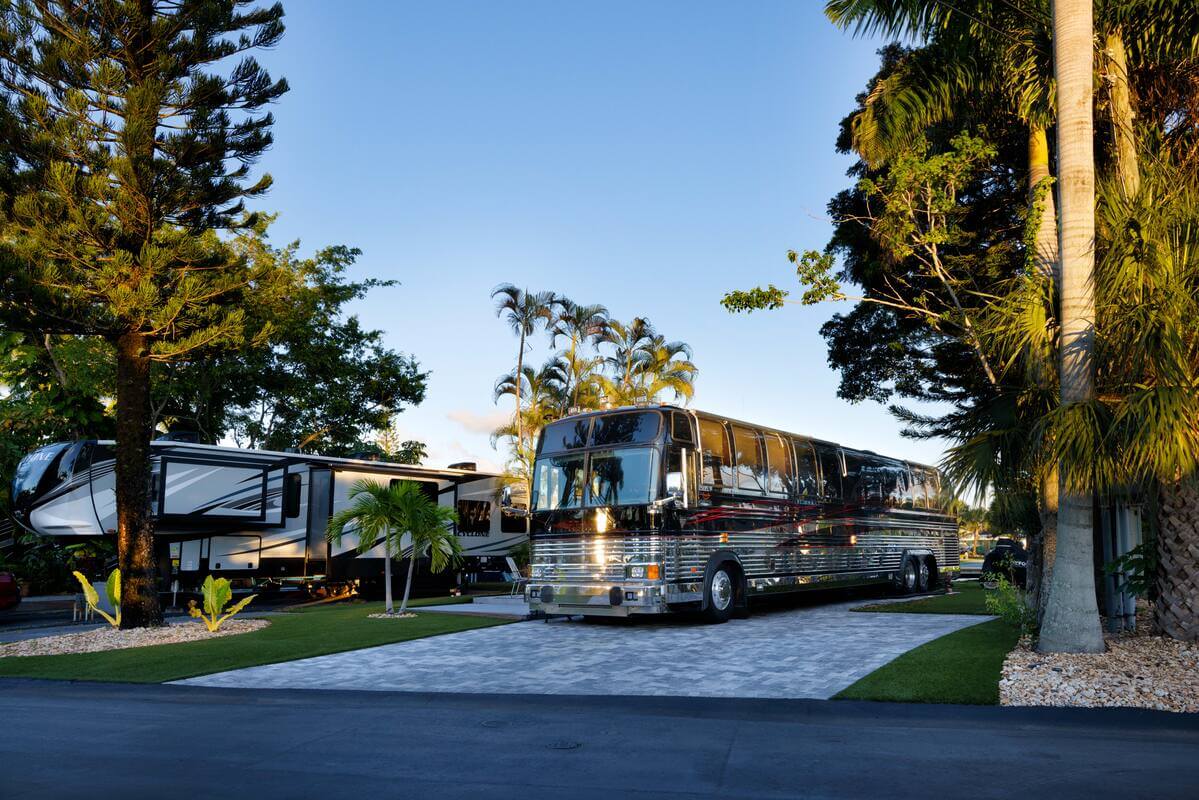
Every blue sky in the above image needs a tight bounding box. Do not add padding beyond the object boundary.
[253,1,945,471]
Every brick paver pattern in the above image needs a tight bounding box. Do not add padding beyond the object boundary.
[177,599,992,699]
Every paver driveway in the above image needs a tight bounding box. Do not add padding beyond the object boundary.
[177,598,992,699]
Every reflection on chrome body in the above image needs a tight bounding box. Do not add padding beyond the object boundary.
[527,405,960,619]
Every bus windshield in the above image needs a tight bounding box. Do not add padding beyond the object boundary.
[532,447,659,510]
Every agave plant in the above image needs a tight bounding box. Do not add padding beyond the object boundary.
[188,574,256,632]
[72,568,120,629]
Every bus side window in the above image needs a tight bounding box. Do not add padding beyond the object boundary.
[671,412,695,444]
[731,426,766,493]
[698,417,733,490]
[842,452,866,502]
[815,445,842,501]
[908,467,927,508]
[792,439,819,500]
[763,433,793,496]
[884,463,908,507]
[927,469,943,510]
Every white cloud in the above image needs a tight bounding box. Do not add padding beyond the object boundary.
[446,408,511,435]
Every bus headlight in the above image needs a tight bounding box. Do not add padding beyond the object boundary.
[626,564,661,580]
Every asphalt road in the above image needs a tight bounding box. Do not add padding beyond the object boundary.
[3,680,1197,799]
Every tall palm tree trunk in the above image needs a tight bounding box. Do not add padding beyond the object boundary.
[383,536,394,614]
[1104,29,1140,199]
[399,541,417,615]
[1156,478,1199,640]
[1028,125,1060,285]
[514,332,525,451]
[1038,0,1105,654]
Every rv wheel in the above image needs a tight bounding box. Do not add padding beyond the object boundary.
[916,558,931,593]
[702,566,735,624]
[901,558,919,595]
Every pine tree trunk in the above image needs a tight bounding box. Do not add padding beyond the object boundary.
[1156,478,1199,640]
[399,545,416,615]
[114,331,163,629]
[1038,0,1104,654]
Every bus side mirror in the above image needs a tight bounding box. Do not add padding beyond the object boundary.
[665,471,684,500]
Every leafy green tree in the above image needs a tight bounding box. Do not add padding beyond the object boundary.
[0,1,288,627]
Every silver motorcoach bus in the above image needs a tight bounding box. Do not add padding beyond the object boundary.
[524,405,958,622]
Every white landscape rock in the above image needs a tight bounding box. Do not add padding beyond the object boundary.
[1000,613,1199,714]
[0,618,269,658]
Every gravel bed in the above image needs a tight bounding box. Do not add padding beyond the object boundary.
[366,612,418,619]
[1000,609,1199,713]
[0,619,270,658]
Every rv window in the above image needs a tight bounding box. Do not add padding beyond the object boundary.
[763,433,793,495]
[842,452,866,501]
[389,479,440,505]
[533,454,586,510]
[592,411,660,446]
[671,412,694,444]
[909,467,927,508]
[815,446,842,501]
[697,417,734,490]
[456,499,491,534]
[284,473,302,518]
[538,418,591,453]
[732,426,766,493]
[857,458,888,503]
[885,463,910,507]
[793,439,819,499]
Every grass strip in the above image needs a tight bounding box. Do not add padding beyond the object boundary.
[834,619,1020,705]
[852,579,991,615]
[0,597,508,684]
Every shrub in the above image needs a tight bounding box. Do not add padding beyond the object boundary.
[72,568,120,628]
[983,572,1037,637]
[188,575,256,632]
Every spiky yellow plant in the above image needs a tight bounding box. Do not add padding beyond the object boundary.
[72,569,120,629]
[188,575,256,632]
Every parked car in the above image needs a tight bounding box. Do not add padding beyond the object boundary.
[980,538,1028,589]
[0,571,21,611]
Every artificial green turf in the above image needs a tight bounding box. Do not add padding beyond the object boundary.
[851,579,991,614]
[0,597,509,684]
[834,619,1020,705]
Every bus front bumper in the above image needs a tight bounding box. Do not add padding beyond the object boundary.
[526,582,675,617]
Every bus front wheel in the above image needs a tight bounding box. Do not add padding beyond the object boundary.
[702,566,736,624]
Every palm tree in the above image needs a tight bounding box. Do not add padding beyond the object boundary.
[392,481,460,615]
[326,479,405,615]
[550,297,609,412]
[326,479,460,616]
[494,358,568,512]
[492,285,556,455]
[1036,0,1104,654]
[599,317,658,406]
[635,335,698,405]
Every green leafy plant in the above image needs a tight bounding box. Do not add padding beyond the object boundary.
[188,575,256,632]
[72,568,120,629]
[1104,540,1157,600]
[983,572,1038,637]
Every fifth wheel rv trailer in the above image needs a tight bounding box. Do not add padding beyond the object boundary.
[11,439,523,593]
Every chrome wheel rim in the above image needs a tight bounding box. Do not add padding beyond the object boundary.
[919,561,930,588]
[711,569,733,611]
[904,562,917,590]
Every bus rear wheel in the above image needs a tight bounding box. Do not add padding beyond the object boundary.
[900,558,920,595]
[916,558,932,593]
[702,566,736,624]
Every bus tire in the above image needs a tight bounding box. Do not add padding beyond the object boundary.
[702,564,736,624]
[900,557,920,595]
[916,557,932,593]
